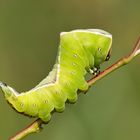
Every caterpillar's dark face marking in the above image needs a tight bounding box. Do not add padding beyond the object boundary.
[0,29,112,122]
[105,48,112,61]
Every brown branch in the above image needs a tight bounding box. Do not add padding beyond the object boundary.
[9,119,43,140]
[9,37,140,140]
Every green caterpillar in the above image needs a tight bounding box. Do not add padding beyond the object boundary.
[0,29,112,122]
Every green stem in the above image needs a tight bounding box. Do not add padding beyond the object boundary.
[9,36,140,140]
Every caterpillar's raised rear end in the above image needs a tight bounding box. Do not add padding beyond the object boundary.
[0,82,23,112]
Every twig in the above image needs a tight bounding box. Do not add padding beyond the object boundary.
[9,119,43,140]
[9,37,140,140]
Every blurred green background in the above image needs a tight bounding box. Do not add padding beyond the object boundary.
[0,0,140,140]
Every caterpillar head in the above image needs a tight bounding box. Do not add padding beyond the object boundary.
[89,29,112,67]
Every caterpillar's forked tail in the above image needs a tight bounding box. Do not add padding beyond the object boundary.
[0,81,19,98]
[0,82,26,114]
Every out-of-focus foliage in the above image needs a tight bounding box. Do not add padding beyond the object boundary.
[0,0,140,140]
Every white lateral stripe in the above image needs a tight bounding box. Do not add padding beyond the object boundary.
[16,47,62,96]
[60,29,112,38]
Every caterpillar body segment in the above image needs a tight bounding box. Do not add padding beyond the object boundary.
[0,29,112,122]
